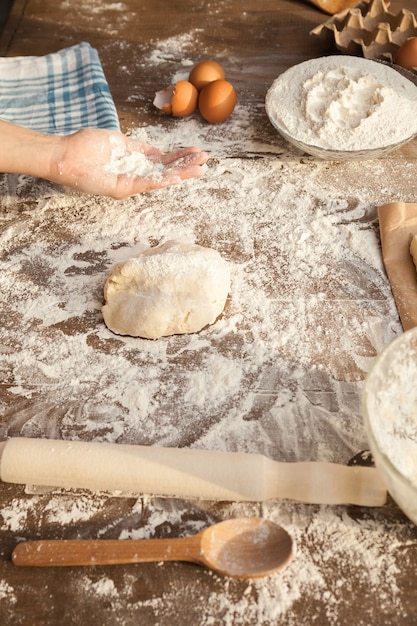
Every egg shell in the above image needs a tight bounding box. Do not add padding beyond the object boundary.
[171,80,199,117]
[395,37,417,70]
[153,86,175,114]
[198,79,237,123]
[189,60,225,91]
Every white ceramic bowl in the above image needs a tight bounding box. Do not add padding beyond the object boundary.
[263,118,413,160]
[265,56,417,161]
[362,328,417,524]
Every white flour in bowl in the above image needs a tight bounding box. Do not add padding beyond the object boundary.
[266,56,417,151]
[365,329,417,485]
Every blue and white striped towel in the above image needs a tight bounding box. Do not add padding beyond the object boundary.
[0,42,120,134]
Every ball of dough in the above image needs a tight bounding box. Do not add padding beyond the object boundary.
[102,240,231,339]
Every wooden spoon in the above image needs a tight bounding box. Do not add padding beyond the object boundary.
[12,517,293,579]
[306,0,359,14]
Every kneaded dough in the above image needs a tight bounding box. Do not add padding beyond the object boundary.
[102,240,231,339]
[411,235,417,270]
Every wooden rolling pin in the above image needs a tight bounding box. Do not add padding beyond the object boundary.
[0,437,386,506]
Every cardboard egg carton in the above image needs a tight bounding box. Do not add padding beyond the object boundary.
[310,0,417,64]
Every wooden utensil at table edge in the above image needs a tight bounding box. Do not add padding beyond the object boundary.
[12,517,294,579]
[305,0,359,14]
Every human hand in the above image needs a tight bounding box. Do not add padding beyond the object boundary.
[49,128,208,199]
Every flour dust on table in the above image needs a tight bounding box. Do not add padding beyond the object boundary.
[0,129,410,458]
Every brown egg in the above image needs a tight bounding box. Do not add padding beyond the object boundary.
[198,79,237,123]
[189,60,225,91]
[395,37,417,70]
[153,80,198,117]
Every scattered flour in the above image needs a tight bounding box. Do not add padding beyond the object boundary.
[85,575,119,597]
[0,496,39,532]
[0,580,16,606]
[145,31,200,66]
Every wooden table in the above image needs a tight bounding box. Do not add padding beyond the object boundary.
[1,1,417,624]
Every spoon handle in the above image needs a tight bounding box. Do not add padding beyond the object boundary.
[12,536,201,567]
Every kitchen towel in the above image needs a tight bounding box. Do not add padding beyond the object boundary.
[0,41,120,134]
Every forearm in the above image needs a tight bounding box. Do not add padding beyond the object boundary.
[0,120,207,198]
[0,119,60,179]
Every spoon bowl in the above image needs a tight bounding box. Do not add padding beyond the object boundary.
[12,516,293,579]
[199,517,293,578]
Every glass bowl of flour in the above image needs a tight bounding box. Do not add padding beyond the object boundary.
[363,328,417,524]
[265,55,417,160]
